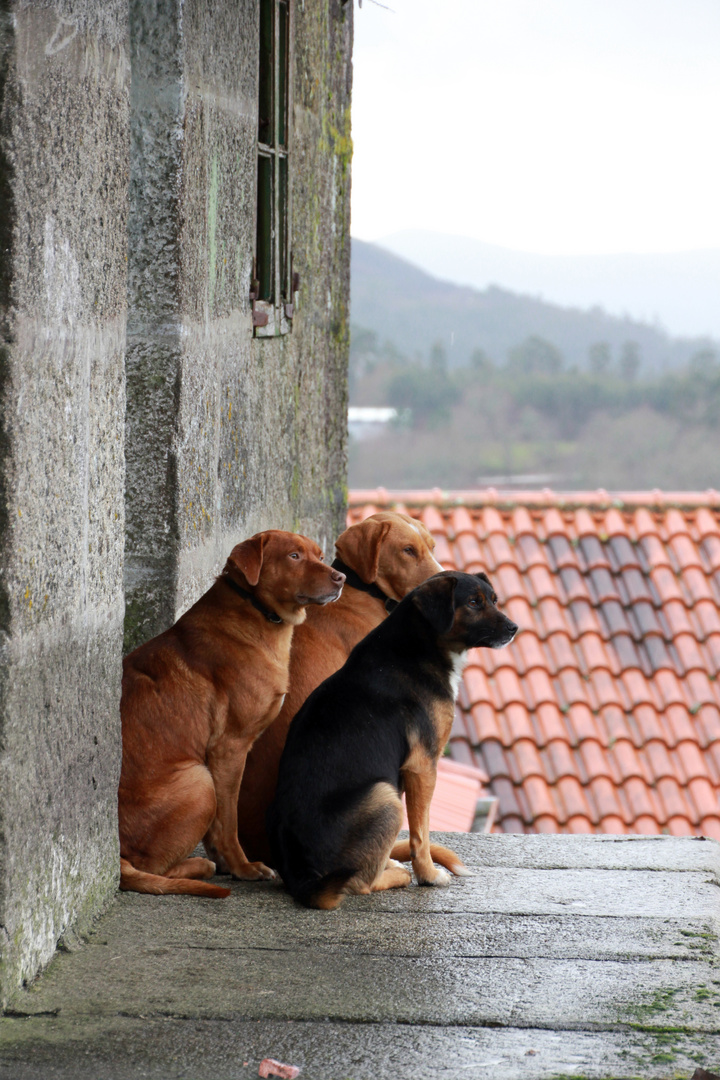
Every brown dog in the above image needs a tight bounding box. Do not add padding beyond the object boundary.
[119,530,345,897]
[236,511,445,865]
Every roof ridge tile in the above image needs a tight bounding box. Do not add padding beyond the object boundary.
[604,508,631,538]
[575,508,598,537]
[511,506,536,537]
[633,508,660,540]
[695,506,720,538]
[664,508,692,539]
[542,507,569,538]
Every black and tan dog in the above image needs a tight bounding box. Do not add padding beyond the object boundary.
[268,570,518,908]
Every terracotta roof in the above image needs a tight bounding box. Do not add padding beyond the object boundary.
[348,488,720,840]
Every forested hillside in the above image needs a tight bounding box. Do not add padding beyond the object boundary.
[349,242,720,491]
[351,240,716,374]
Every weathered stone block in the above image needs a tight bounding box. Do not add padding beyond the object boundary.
[0,2,129,1003]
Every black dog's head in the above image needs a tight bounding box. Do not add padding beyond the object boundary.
[412,570,518,650]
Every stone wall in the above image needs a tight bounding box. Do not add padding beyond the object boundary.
[0,0,352,1004]
[0,2,130,1003]
[125,0,353,651]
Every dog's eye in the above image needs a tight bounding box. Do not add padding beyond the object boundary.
[467,598,480,608]
[289,552,300,560]
[403,546,417,557]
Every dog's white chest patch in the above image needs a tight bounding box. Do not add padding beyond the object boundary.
[448,651,469,700]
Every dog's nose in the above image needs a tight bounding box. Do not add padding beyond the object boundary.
[331,569,346,586]
[507,621,519,637]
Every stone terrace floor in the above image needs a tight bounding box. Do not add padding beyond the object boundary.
[1,834,719,1080]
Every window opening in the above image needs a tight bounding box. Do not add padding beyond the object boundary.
[252,0,295,336]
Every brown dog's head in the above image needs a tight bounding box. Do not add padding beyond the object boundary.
[334,511,443,603]
[413,570,519,651]
[224,531,345,625]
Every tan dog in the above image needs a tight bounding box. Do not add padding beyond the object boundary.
[119,530,345,897]
[236,511,445,865]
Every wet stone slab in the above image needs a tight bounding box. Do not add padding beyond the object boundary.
[1,1018,719,1080]
[1,834,718,1079]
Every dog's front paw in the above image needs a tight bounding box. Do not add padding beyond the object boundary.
[418,866,452,888]
[232,861,277,881]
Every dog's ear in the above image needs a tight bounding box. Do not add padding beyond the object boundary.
[413,574,458,635]
[335,518,392,583]
[475,570,497,601]
[226,534,267,587]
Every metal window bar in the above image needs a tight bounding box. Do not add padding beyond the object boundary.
[254,0,292,333]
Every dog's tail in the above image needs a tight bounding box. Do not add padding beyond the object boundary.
[119,858,231,898]
[390,840,471,877]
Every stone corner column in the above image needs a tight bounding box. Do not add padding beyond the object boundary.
[0,3,130,1005]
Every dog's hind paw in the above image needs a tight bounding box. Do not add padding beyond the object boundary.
[417,866,452,888]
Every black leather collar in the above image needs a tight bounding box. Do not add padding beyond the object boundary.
[331,558,398,613]
[222,574,283,624]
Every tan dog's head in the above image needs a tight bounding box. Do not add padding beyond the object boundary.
[225,530,345,625]
[334,511,443,603]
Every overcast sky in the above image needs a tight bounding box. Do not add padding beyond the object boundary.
[350,0,720,255]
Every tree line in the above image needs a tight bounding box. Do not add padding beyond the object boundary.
[349,325,720,490]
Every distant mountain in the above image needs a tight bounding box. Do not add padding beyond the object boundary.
[377,230,720,340]
[350,239,717,372]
